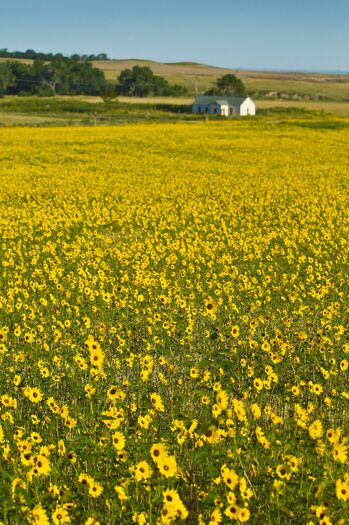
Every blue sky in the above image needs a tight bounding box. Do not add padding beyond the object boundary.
[1,0,349,71]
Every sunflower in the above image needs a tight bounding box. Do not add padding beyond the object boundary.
[190,367,200,379]
[52,506,71,525]
[224,504,239,519]
[132,460,152,482]
[216,390,229,410]
[221,465,239,490]
[276,464,291,480]
[88,481,103,498]
[326,427,341,444]
[157,455,178,478]
[114,485,128,501]
[150,442,168,462]
[46,397,60,414]
[29,504,50,525]
[203,426,221,444]
[150,392,165,412]
[162,488,188,521]
[332,442,347,463]
[231,325,240,339]
[23,386,43,403]
[88,347,104,369]
[163,488,181,505]
[237,507,250,522]
[255,427,270,449]
[57,440,66,456]
[209,507,222,524]
[85,519,100,525]
[308,419,323,439]
[30,454,51,476]
[107,385,125,401]
[253,378,263,392]
[78,473,93,487]
[112,431,125,451]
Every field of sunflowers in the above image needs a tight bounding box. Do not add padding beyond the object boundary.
[0,118,348,524]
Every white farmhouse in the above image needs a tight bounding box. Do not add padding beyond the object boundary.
[192,96,256,116]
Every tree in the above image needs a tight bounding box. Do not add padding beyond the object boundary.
[3,57,108,96]
[96,53,108,61]
[24,49,36,59]
[116,66,156,96]
[116,66,186,97]
[100,83,118,104]
[0,62,15,96]
[41,58,69,95]
[6,61,34,94]
[206,73,246,97]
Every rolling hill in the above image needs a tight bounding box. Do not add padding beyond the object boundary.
[91,58,349,102]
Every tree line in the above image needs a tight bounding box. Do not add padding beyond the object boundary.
[0,59,188,97]
[0,57,108,96]
[0,48,109,61]
[0,49,246,98]
[116,66,186,97]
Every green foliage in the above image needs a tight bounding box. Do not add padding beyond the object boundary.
[0,62,15,96]
[256,107,349,128]
[0,96,197,126]
[100,83,119,104]
[0,57,108,96]
[257,106,322,116]
[0,97,190,116]
[206,73,246,96]
[116,66,187,97]
[0,47,109,61]
[0,121,349,523]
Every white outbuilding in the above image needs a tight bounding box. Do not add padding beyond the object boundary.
[192,96,256,116]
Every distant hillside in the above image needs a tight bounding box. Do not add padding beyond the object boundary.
[1,54,349,101]
[92,59,236,95]
[92,59,349,101]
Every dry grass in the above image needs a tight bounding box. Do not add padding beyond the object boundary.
[0,57,32,64]
[92,59,349,100]
[117,96,193,105]
[54,95,349,116]
[51,95,194,105]
[92,59,230,78]
[0,112,66,126]
[256,99,349,117]
[2,56,349,100]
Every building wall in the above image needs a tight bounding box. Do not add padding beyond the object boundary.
[240,99,256,116]
[219,105,229,116]
[192,104,230,116]
[192,104,210,114]
[193,99,256,116]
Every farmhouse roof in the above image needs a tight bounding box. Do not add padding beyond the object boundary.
[193,96,250,106]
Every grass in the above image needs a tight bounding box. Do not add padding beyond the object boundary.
[91,59,349,100]
[118,97,349,117]
[1,95,348,127]
[243,77,349,101]
[256,100,349,117]
[0,96,196,127]
[2,56,349,101]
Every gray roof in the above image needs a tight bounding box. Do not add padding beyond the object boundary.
[193,95,250,107]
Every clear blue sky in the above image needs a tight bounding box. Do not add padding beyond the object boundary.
[1,0,349,71]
